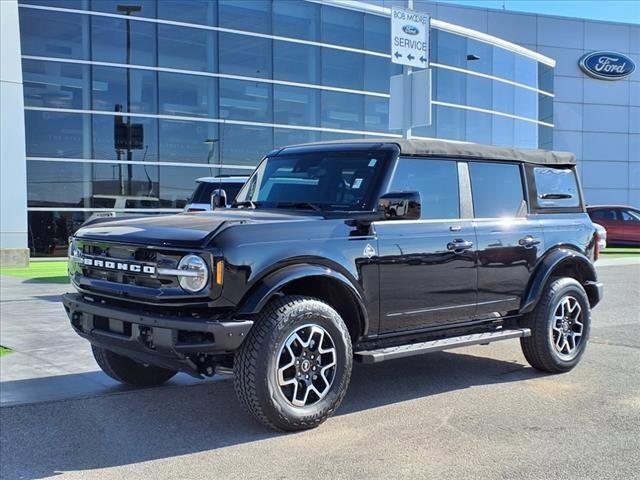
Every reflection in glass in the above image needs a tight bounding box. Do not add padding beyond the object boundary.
[273,42,320,85]
[91,0,156,18]
[321,91,364,131]
[322,49,364,91]
[465,39,493,75]
[274,86,320,126]
[273,0,320,41]
[219,79,272,122]
[466,110,492,145]
[219,32,272,79]
[492,116,515,147]
[364,13,390,53]
[91,16,156,66]
[158,24,217,72]
[364,56,401,93]
[321,5,363,49]
[92,114,158,162]
[159,72,217,118]
[25,110,86,158]
[157,0,216,26]
[159,120,219,164]
[436,106,466,141]
[218,0,271,34]
[220,124,273,166]
[23,59,89,109]
[469,162,524,218]
[389,158,460,219]
[19,9,88,60]
[28,210,91,257]
[365,97,389,133]
[274,128,320,148]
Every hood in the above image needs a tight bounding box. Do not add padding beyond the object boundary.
[74,209,322,248]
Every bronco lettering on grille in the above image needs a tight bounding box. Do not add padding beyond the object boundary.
[81,256,156,275]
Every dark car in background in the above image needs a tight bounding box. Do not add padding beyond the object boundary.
[587,205,640,246]
[184,176,249,212]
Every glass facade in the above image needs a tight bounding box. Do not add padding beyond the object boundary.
[17,0,554,256]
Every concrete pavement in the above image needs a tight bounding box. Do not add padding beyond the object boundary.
[0,261,638,479]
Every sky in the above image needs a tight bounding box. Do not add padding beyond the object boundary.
[436,0,640,24]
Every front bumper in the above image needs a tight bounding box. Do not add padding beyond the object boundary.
[62,293,253,377]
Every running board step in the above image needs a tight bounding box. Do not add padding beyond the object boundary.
[354,328,531,364]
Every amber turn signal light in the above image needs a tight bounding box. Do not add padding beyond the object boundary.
[215,260,224,285]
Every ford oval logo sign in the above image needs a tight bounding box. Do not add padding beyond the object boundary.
[579,51,636,81]
[402,24,419,36]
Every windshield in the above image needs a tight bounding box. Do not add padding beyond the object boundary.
[234,150,389,211]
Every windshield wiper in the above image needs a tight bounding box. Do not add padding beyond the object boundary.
[275,202,324,213]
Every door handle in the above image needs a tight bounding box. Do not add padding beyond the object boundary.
[519,236,541,249]
[449,225,462,232]
[447,239,474,252]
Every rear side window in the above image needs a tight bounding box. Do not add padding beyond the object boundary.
[533,167,580,208]
[388,157,459,219]
[469,162,524,218]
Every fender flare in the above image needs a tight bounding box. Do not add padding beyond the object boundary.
[235,263,369,336]
[520,248,598,314]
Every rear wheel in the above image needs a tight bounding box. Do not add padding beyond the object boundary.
[520,277,591,373]
[234,295,352,431]
[92,346,177,386]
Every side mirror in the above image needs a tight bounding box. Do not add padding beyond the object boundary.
[210,189,227,209]
[377,191,421,220]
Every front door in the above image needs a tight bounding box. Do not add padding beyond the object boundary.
[376,157,477,333]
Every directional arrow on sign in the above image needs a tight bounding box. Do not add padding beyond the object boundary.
[420,56,427,63]
[407,54,415,61]
[394,52,402,59]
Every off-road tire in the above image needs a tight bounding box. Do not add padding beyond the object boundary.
[92,345,177,386]
[234,295,353,431]
[520,277,591,373]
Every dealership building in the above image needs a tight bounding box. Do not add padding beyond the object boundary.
[0,0,638,264]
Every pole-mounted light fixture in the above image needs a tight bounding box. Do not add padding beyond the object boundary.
[116,4,142,15]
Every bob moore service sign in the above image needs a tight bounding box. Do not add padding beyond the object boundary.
[391,7,429,68]
[579,51,636,80]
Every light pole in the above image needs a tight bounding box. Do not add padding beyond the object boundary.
[117,4,141,195]
[204,138,220,178]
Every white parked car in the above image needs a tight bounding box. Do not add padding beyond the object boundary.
[593,222,607,257]
[184,176,249,212]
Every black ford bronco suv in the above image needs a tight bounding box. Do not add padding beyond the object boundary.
[63,139,603,431]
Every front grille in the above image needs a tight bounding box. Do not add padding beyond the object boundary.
[74,240,184,289]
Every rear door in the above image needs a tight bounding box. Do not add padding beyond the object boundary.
[469,162,544,316]
[376,157,477,333]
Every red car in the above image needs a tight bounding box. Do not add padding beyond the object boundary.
[587,205,640,246]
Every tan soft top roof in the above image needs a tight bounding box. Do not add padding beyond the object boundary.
[282,138,575,166]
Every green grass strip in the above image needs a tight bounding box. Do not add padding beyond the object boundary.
[1,260,69,283]
[0,346,13,357]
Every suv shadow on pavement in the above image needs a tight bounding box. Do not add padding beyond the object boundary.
[1,351,544,479]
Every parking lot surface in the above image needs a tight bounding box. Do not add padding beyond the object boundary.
[1,262,639,479]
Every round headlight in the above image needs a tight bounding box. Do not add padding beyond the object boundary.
[177,254,209,292]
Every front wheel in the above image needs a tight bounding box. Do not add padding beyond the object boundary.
[520,277,591,373]
[234,295,353,431]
